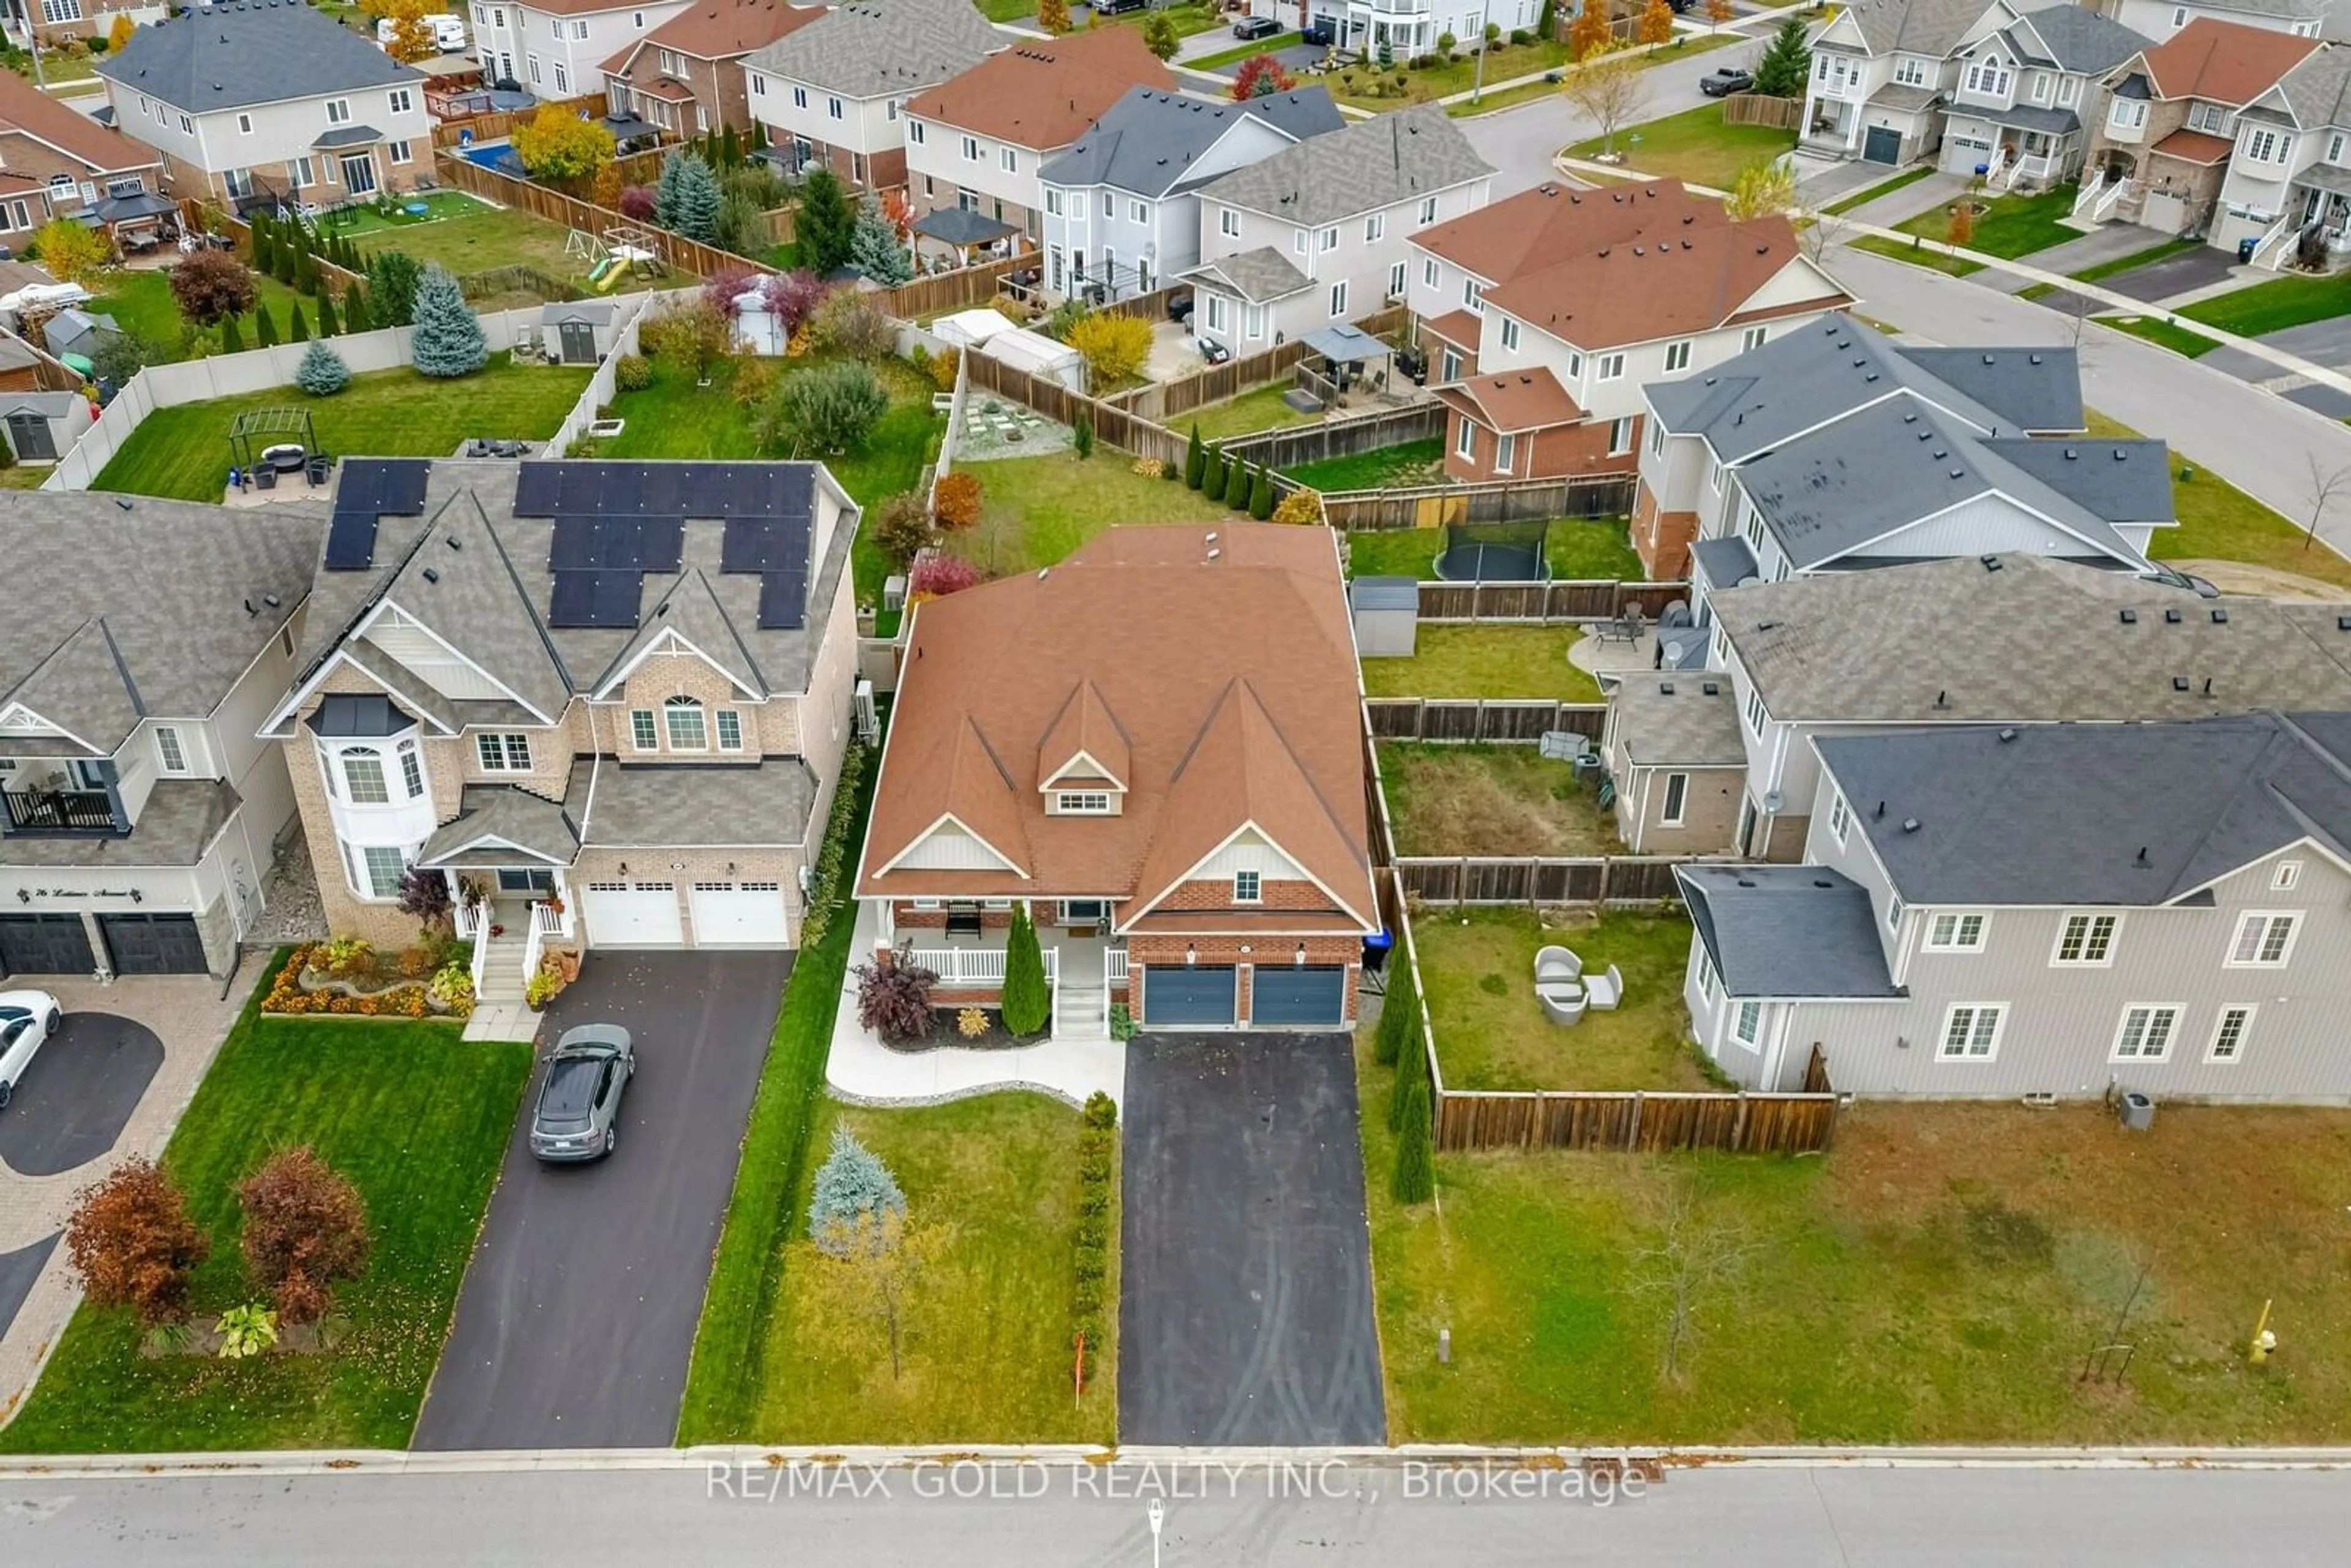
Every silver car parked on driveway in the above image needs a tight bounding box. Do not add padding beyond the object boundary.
[528,1024,634,1162]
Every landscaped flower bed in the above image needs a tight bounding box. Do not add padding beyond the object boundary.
[261,939,474,1019]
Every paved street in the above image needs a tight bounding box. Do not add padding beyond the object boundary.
[4,1460,2350,1564]
[1461,33,1772,195]
[412,951,789,1452]
[1828,242,2351,553]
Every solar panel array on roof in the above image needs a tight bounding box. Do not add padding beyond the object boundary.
[324,458,432,572]
[515,460,820,633]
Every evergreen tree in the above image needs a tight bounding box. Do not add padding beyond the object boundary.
[220,315,244,353]
[751,119,770,152]
[252,216,276,275]
[720,123,740,167]
[273,243,297,287]
[1000,906,1050,1037]
[653,149,687,230]
[1201,442,1226,499]
[806,1127,907,1258]
[1374,961,1417,1067]
[1185,423,1205,489]
[364,250,421,328]
[847,190,912,285]
[1389,1005,1428,1131]
[796,165,855,275]
[409,265,488,377]
[294,337,351,396]
[1223,449,1252,508]
[1753,15,1812,97]
[1390,1077,1433,1204]
[288,299,309,342]
[1250,460,1274,520]
[316,288,341,337]
[656,152,722,241]
[296,250,321,296]
[253,302,278,347]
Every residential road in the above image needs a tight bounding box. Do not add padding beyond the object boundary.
[3,1458,2349,1564]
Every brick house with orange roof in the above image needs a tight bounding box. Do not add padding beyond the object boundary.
[600,0,823,141]
[0,66,165,251]
[856,523,1380,1038]
[1402,179,1853,568]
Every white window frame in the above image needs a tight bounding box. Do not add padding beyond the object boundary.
[1319,226,1338,252]
[1597,352,1625,381]
[2110,1004,2181,1062]
[1419,195,1437,224]
[398,740,423,800]
[1219,206,1240,238]
[1731,1000,1763,1049]
[476,732,532,772]
[716,710,743,752]
[630,708,658,749]
[1389,258,1407,298]
[326,97,353,125]
[1245,302,1265,340]
[1233,869,1262,903]
[1828,790,1849,844]
[1742,325,1768,351]
[1608,416,1633,456]
[1499,317,1520,351]
[828,97,844,121]
[2052,912,2120,967]
[389,87,414,115]
[665,696,708,751]
[2226,910,2301,969]
[1937,1002,2006,1060]
[1744,687,1767,736]
[1130,197,1146,223]
[962,134,980,162]
[2271,860,2301,890]
[1660,771,1688,827]
[1923,911,1988,953]
[2206,1005,2254,1063]
[1663,340,1691,372]
[1494,431,1515,473]
[358,844,408,902]
[237,113,254,135]
[1456,415,1475,459]
[1329,279,1347,318]
[153,726,189,775]
[1422,257,1439,288]
[389,140,413,167]
[340,746,390,805]
[792,85,808,110]
[1363,212,1384,242]
[1056,791,1113,814]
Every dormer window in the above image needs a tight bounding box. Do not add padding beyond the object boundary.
[1234,869,1261,903]
[1056,791,1112,814]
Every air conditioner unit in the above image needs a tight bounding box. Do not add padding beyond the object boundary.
[852,679,880,745]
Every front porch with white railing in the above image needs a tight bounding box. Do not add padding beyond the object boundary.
[447,866,574,1007]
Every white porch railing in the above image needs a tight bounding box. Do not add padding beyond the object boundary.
[468,918,489,999]
[452,898,479,940]
[521,916,545,999]
[532,899,571,939]
[1107,948,1129,983]
[2252,210,2301,271]
[904,947,1059,987]
[2092,175,2134,222]
[2071,169,2109,217]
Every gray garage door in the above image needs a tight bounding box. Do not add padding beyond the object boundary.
[98,913,208,975]
[0,914,95,977]
[1146,966,1235,1027]
[1252,966,1346,1026]
[1864,126,1902,165]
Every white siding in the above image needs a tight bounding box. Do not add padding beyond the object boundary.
[897,823,1012,870]
[1193,828,1310,883]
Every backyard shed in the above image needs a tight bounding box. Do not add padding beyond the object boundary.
[1350,576,1419,657]
[0,391,92,463]
[980,326,1084,392]
[539,302,617,366]
[41,307,118,366]
[0,333,43,393]
[934,307,1019,350]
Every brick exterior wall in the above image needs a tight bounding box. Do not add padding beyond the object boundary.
[1442,408,1640,485]
[806,139,906,192]
[1633,478,1699,582]
[1418,320,1479,380]
[909,177,1041,246]
[1157,876,1332,911]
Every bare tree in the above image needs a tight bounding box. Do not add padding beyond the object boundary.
[2304,454,2351,553]
[1797,204,1852,265]
[1559,46,1652,160]
[1626,1180,1759,1381]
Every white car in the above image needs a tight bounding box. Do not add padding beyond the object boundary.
[0,989,63,1112]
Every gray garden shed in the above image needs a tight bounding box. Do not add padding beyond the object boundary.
[539,302,617,366]
[1351,576,1419,658]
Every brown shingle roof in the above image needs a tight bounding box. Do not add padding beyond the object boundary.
[904,29,1174,151]
[1414,178,1708,283]
[0,69,160,175]
[1433,367,1583,433]
[2136,17,2320,107]
[2151,127,2236,163]
[606,0,823,73]
[858,524,1376,931]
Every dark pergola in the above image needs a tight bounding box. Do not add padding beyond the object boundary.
[228,407,319,474]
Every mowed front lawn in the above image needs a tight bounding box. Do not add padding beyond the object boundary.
[2088,409,2351,590]
[1408,906,1712,1092]
[746,1093,1116,1444]
[1568,103,1795,193]
[0,999,529,1453]
[1897,183,2082,259]
[1283,437,1447,492]
[1378,740,1621,858]
[944,449,1234,577]
[1344,517,1641,580]
[2183,267,2351,338]
[1359,1033,2351,1444]
[1360,625,1603,702]
[94,354,592,501]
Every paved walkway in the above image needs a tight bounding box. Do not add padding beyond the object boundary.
[824,902,1127,1109]
[0,975,245,1430]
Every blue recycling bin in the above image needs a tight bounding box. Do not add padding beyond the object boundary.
[2239,236,2259,264]
[1362,928,1394,975]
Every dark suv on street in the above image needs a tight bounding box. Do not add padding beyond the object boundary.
[528,1024,635,1163]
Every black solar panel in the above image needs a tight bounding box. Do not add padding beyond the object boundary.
[323,508,379,571]
[757,569,806,630]
[548,569,643,628]
[514,462,561,516]
[339,457,429,517]
[637,516,684,571]
[519,461,818,628]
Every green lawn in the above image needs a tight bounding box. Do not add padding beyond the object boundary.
[947,449,1234,577]
[1185,381,1320,441]
[1332,40,1573,112]
[1569,103,1796,193]
[1283,437,1447,492]
[350,194,623,287]
[744,1093,1115,1444]
[1190,31,1303,70]
[94,354,592,502]
[1378,740,1621,859]
[1408,907,1711,1092]
[2097,313,2222,359]
[0,994,528,1453]
[2088,410,2351,590]
[1896,182,2081,258]
[1361,625,1602,702]
[2182,268,2351,338]
[1359,1031,2351,1444]
[310,190,490,241]
[1344,516,1641,580]
[89,269,321,363]
[1848,232,1984,277]
[1819,164,1935,217]
[2069,235,2202,286]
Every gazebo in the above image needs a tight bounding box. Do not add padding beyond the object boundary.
[228,406,321,490]
[1295,323,1397,410]
[911,206,1020,272]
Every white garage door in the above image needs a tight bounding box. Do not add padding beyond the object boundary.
[582,880,683,947]
[691,881,789,946]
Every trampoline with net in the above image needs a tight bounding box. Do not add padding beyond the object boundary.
[1433,519,1550,582]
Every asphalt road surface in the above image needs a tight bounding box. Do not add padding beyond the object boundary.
[1119,1033,1385,1446]
[0,1014,163,1179]
[411,951,790,1451]
[4,1460,2349,1564]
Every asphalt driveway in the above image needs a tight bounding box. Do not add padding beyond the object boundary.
[413,950,790,1451]
[0,1015,165,1179]
[2099,243,2240,304]
[1119,1032,1385,1447]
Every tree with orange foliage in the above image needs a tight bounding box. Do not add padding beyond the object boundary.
[1946,200,1976,249]
[1637,0,1673,46]
[593,160,623,210]
[63,1158,208,1327]
[931,470,983,530]
[368,0,439,64]
[1567,0,1614,60]
[1703,0,1736,32]
[1232,54,1297,100]
[881,188,916,241]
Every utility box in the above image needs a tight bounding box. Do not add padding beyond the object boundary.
[1351,576,1419,658]
[2118,1090,2156,1131]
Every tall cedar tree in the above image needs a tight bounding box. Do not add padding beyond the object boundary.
[1000,905,1050,1036]
[1224,449,1253,508]
[1373,960,1417,1066]
[1249,460,1275,519]
[1390,1077,1434,1204]
[1201,443,1227,498]
[221,315,245,353]
[288,298,310,341]
[1753,15,1811,97]
[365,250,422,328]
[797,167,855,276]
[316,288,341,336]
[1389,1004,1428,1131]
[1185,424,1207,488]
[253,302,279,347]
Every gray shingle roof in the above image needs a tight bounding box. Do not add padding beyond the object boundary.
[1971,102,2082,137]
[0,491,321,751]
[2263,43,2351,130]
[1815,711,2351,906]
[1712,552,2351,724]
[1893,343,2088,433]
[745,0,1001,101]
[1982,436,2174,523]
[0,778,241,868]
[1195,104,1490,227]
[565,756,818,846]
[418,784,580,867]
[1037,86,1344,198]
[1678,864,1903,999]
[1842,0,1996,59]
[1690,535,1760,590]
[2003,7,2152,74]
[1612,675,1745,767]
[96,0,422,115]
[1180,245,1311,303]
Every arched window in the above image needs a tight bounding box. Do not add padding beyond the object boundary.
[665,694,707,751]
[341,746,389,804]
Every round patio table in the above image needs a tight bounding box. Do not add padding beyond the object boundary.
[260,443,307,475]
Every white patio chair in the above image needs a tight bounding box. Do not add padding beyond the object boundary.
[1534,943,1582,985]
[1584,964,1624,1011]
[1538,982,1586,1027]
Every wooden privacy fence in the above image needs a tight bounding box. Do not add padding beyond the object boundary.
[1395,855,1704,907]
[180,198,366,293]
[434,151,751,279]
[1722,95,1806,131]
[1434,1067,1839,1154]
[1226,402,1444,472]
[1412,577,1687,623]
[1367,697,1605,743]
[877,253,1027,321]
[961,348,1187,467]
[1324,471,1637,531]
[1106,303,1409,424]
[430,91,611,149]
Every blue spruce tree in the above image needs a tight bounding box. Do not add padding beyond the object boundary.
[409,264,487,378]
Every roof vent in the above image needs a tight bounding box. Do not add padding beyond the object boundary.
[2172,676,2189,691]
[2113,448,2130,461]
[1998,727,2017,741]
[2063,448,2077,460]
[1873,800,1886,818]
[1902,817,1921,833]
[2211,607,2228,623]
[1949,468,1965,479]
[1736,877,1756,888]
[2164,607,2181,623]
[445,535,462,550]
[421,567,440,584]
[2339,613,2351,631]
[263,592,281,608]
[114,497,132,511]
[1982,353,1995,364]
[2120,609,2137,625]
[2135,846,2150,866]
[1701,681,1719,696]
[2029,354,2042,364]
[243,598,257,617]
[1813,878,1833,889]
[1865,372,1880,383]
[1206,547,1221,560]
[1934,689,1949,708]
[1902,413,1918,424]
[1205,530,1218,542]
[1659,680,1676,694]
[1932,449,1948,460]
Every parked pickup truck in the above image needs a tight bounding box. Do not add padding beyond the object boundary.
[1698,67,1755,97]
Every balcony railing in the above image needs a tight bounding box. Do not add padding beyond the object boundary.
[1,787,122,835]
[1107,948,1130,983]
[905,947,1059,988]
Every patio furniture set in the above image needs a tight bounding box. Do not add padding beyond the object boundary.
[1534,943,1623,1028]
